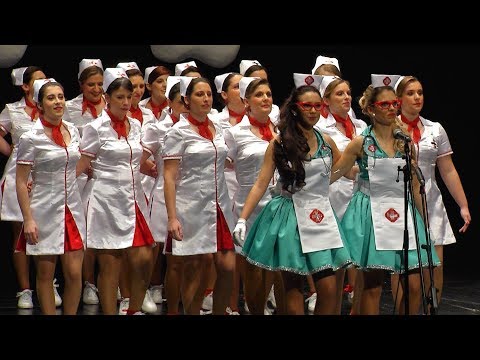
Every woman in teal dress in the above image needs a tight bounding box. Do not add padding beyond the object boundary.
[330,74,440,315]
[233,79,354,315]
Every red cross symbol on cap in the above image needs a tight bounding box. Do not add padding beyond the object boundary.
[383,77,391,86]
[305,76,314,85]
[309,209,324,224]
[368,144,376,152]
[385,208,399,223]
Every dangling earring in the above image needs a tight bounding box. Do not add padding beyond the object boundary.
[291,109,297,116]
[372,112,375,117]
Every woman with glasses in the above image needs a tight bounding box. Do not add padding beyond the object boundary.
[233,77,353,315]
[330,74,440,315]
[316,76,367,314]
[391,75,470,313]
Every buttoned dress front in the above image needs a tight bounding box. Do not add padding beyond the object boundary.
[162,114,234,256]
[411,117,456,245]
[80,114,151,249]
[16,120,86,255]
[223,116,275,252]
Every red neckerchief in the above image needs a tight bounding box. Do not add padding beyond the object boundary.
[149,99,168,119]
[332,113,354,140]
[24,97,38,121]
[400,114,421,144]
[188,114,213,140]
[129,105,144,124]
[171,114,179,124]
[228,108,246,124]
[82,97,102,119]
[106,109,127,139]
[248,115,274,141]
[40,117,65,147]
[320,103,329,118]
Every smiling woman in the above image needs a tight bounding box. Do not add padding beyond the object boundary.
[15,79,85,315]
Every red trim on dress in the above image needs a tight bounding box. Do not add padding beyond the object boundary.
[132,202,155,247]
[216,203,234,251]
[15,227,27,253]
[64,206,83,252]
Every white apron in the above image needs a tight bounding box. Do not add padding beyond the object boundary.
[292,154,343,253]
[368,156,418,250]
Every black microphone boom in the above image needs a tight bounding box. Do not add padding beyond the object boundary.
[393,128,412,142]
[414,164,426,186]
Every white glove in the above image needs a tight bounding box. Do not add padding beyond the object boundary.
[233,218,247,247]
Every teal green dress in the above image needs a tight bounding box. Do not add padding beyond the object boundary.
[341,127,441,273]
[241,130,353,275]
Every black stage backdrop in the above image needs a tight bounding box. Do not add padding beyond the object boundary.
[0,44,477,295]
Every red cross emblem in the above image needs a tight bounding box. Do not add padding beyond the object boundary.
[309,209,324,223]
[385,208,400,223]
[368,144,376,152]
[305,76,314,85]
[383,77,391,86]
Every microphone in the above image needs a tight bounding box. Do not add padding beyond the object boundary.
[393,128,412,143]
[413,164,426,186]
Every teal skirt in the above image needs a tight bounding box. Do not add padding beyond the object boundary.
[341,191,441,274]
[241,195,353,275]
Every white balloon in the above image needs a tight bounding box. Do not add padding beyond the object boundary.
[150,45,240,68]
[0,45,28,68]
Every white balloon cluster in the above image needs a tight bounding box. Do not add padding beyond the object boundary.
[0,45,27,67]
[0,45,240,68]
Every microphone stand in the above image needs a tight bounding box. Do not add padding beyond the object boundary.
[398,141,428,315]
[416,165,439,315]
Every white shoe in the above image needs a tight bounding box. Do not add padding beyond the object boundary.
[16,289,34,309]
[53,278,62,307]
[141,290,157,314]
[117,287,122,302]
[267,285,277,309]
[118,298,130,315]
[305,292,317,313]
[348,290,354,304]
[82,281,99,305]
[226,307,240,315]
[264,306,273,315]
[201,292,213,313]
[150,285,164,304]
[244,302,250,314]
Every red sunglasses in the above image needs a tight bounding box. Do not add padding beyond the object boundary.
[373,99,402,109]
[296,102,323,111]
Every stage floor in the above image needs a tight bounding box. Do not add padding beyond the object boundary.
[1,276,479,316]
